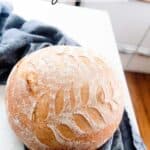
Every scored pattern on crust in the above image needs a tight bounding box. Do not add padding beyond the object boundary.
[7,46,123,149]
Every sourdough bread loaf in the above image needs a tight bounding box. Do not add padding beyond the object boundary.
[6,46,124,150]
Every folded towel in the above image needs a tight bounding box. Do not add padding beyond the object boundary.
[0,2,146,150]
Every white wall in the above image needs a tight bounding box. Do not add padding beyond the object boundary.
[81,1,150,52]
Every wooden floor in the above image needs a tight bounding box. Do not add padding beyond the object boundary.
[125,72,150,150]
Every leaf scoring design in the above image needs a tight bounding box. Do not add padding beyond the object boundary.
[57,124,76,140]
[55,89,64,115]
[34,124,62,148]
[79,56,90,65]
[73,114,92,132]
[87,107,105,127]
[32,94,49,122]
[96,86,105,104]
[80,83,89,105]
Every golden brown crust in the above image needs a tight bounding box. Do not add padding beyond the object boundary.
[6,46,124,150]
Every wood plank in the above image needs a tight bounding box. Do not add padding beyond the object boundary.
[125,72,150,150]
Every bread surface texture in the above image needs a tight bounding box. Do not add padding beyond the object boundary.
[6,46,124,150]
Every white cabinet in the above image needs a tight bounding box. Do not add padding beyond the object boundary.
[127,54,150,73]
[126,28,150,73]
[82,1,150,73]
[138,27,150,56]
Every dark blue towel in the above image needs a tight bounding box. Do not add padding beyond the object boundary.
[0,2,146,150]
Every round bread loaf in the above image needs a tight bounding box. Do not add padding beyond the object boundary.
[6,46,124,150]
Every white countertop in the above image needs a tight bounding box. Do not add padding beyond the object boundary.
[0,1,139,149]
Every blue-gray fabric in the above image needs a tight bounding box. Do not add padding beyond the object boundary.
[0,2,146,150]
